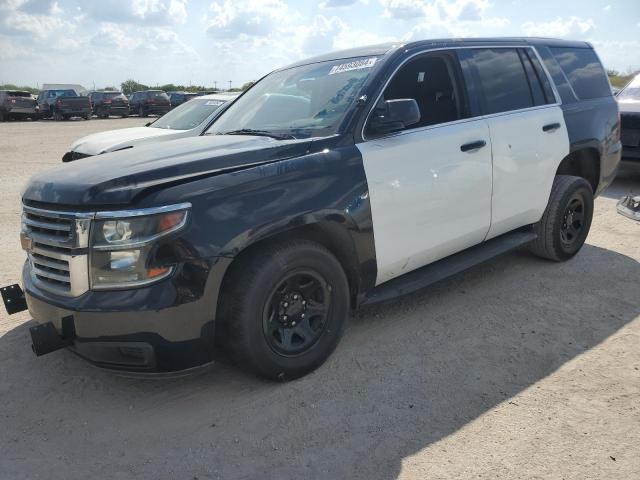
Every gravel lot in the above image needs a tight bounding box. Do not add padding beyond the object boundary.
[0,118,639,480]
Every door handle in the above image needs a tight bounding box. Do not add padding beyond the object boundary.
[460,140,486,152]
[542,122,561,132]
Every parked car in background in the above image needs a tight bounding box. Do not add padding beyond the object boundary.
[88,91,130,118]
[617,73,640,161]
[129,90,171,117]
[168,91,199,109]
[62,92,239,161]
[0,90,39,121]
[37,89,91,121]
[4,38,620,380]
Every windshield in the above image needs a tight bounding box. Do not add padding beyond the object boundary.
[618,75,640,101]
[150,97,227,130]
[207,56,379,139]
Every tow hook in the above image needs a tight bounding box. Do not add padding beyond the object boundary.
[1,284,27,315]
[29,316,76,356]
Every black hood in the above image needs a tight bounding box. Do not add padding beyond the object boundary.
[22,135,312,207]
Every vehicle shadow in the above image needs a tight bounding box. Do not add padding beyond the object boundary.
[600,160,640,199]
[0,244,638,479]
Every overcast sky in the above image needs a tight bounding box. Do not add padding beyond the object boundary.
[0,0,638,90]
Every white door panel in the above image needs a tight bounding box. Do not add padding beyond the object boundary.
[357,119,492,285]
[485,105,570,239]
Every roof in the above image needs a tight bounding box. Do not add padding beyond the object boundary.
[280,37,593,70]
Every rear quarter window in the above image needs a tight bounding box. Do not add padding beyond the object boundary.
[550,47,611,100]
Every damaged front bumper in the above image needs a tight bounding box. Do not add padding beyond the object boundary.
[617,195,640,221]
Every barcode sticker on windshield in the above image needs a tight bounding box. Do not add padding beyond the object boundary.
[329,57,377,75]
[206,100,224,106]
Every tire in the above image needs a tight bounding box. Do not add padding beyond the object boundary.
[138,105,147,117]
[529,175,594,261]
[217,240,350,380]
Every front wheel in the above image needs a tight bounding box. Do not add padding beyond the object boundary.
[217,240,350,380]
[529,175,594,261]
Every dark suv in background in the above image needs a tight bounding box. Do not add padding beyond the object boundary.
[37,89,91,121]
[168,91,198,109]
[129,90,171,117]
[88,91,130,118]
[0,90,39,121]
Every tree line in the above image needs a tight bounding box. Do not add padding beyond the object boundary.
[119,79,255,95]
[0,81,256,95]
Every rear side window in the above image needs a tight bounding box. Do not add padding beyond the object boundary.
[549,47,611,100]
[466,48,534,114]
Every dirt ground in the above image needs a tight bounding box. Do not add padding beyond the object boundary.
[0,118,639,480]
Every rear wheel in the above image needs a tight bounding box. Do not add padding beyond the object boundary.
[529,175,594,261]
[217,240,350,380]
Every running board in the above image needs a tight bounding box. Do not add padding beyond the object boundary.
[362,230,537,306]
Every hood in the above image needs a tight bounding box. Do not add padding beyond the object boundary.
[24,135,312,207]
[71,127,180,155]
[618,98,640,115]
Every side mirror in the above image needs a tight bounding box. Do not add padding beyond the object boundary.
[368,98,421,135]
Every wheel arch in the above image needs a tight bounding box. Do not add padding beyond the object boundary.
[215,216,370,317]
[555,146,601,194]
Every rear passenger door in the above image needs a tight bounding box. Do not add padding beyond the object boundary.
[460,47,570,239]
[357,50,493,285]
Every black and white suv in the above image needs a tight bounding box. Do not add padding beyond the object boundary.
[3,38,621,380]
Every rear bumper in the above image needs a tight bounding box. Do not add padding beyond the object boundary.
[142,105,171,115]
[6,107,38,115]
[17,256,231,372]
[58,107,91,116]
[100,105,129,115]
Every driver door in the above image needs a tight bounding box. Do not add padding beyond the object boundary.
[356,51,493,285]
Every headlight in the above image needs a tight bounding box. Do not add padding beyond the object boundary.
[90,203,190,289]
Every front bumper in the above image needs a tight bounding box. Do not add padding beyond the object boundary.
[617,195,640,221]
[3,257,231,372]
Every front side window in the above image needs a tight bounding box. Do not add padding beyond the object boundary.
[150,98,227,130]
[207,56,378,139]
[365,52,467,137]
[467,48,534,114]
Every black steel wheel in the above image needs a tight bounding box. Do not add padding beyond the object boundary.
[530,175,593,261]
[217,240,350,380]
[263,270,331,357]
[559,194,585,247]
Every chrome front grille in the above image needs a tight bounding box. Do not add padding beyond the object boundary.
[21,206,92,296]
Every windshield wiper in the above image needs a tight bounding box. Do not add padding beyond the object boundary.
[217,129,296,140]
